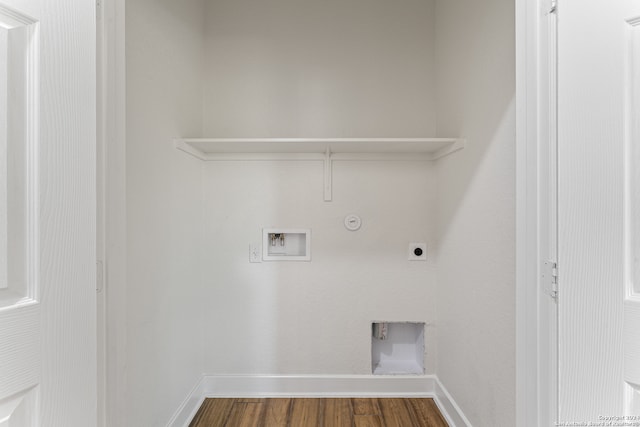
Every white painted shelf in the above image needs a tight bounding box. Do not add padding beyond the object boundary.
[174,138,465,161]
[174,138,465,201]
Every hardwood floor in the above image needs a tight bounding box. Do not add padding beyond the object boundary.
[189,398,448,427]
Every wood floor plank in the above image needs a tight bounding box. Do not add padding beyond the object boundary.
[262,398,291,427]
[289,398,322,426]
[189,398,234,427]
[353,415,383,427]
[322,398,353,427]
[190,397,448,427]
[378,398,416,427]
[224,402,264,427]
[352,398,380,415]
[407,398,449,427]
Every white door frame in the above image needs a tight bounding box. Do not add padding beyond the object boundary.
[516,0,558,425]
[97,0,127,425]
[97,0,556,424]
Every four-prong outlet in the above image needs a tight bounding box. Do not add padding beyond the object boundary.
[408,243,427,261]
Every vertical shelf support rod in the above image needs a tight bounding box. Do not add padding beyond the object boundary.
[324,147,332,202]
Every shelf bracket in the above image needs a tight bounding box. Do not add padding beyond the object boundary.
[324,147,333,202]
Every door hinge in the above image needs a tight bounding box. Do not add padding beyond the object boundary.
[548,0,557,14]
[542,260,558,299]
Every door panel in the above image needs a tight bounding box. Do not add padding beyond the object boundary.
[559,0,640,421]
[0,4,40,424]
[0,306,38,398]
[0,3,37,309]
[0,0,96,425]
[625,15,640,413]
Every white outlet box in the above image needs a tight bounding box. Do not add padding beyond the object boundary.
[262,228,311,261]
[408,243,427,261]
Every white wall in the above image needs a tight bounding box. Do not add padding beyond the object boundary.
[197,0,440,376]
[123,0,517,423]
[202,0,436,137]
[201,160,438,374]
[434,0,516,425]
[126,0,205,425]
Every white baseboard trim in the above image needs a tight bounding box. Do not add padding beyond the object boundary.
[167,374,470,427]
[200,374,436,397]
[165,376,206,427]
[433,377,473,427]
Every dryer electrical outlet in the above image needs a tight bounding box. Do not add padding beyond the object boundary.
[408,243,427,261]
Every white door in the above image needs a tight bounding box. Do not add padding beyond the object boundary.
[0,0,96,425]
[558,0,640,421]
[624,12,640,416]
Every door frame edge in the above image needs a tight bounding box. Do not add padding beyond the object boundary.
[97,0,127,425]
[516,0,557,425]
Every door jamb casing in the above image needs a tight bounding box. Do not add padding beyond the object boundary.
[516,0,558,425]
[97,0,127,425]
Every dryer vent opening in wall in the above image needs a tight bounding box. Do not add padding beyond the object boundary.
[372,322,425,375]
[262,229,311,261]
